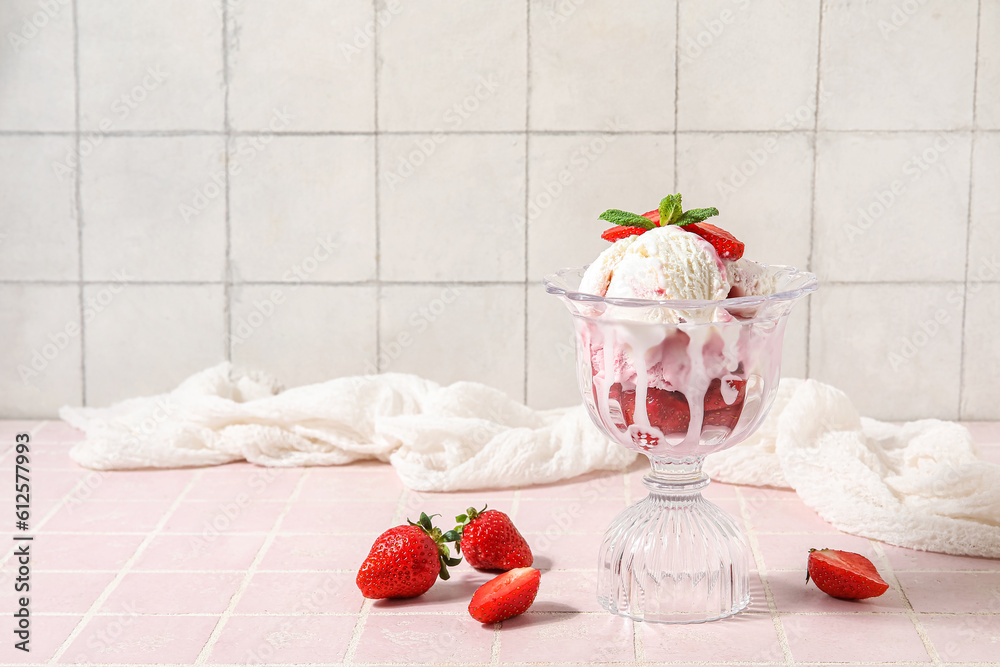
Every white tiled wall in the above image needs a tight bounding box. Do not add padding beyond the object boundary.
[1,0,997,421]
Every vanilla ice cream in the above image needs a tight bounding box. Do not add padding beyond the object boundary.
[580,225,779,314]
[582,225,731,302]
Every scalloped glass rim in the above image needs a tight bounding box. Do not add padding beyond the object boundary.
[543,264,818,315]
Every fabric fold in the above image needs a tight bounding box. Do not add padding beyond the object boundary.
[62,364,1000,558]
[706,379,1000,559]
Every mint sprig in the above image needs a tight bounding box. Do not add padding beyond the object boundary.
[672,207,719,227]
[598,209,656,229]
[599,193,719,230]
[658,194,683,225]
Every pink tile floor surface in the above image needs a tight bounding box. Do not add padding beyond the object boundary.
[0,419,998,666]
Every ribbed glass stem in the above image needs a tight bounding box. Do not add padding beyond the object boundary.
[596,459,750,623]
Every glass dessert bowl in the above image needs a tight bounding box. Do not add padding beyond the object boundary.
[544,264,816,623]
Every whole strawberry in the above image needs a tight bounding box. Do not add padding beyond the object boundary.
[455,506,533,571]
[469,567,541,623]
[806,548,889,600]
[356,512,461,599]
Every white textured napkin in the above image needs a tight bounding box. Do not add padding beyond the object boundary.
[61,364,1000,558]
[60,363,634,491]
[705,379,1000,559]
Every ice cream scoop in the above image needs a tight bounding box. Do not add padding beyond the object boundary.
[581,225,731,302]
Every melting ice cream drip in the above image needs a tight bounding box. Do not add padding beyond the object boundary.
[581,312,790,458]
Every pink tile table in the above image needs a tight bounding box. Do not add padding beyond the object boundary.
[1,420,998,666]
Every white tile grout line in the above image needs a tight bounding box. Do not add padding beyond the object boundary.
[46,468,206,664]
[487,623,502,666]
[22,610,982,619]
[735,487,794,666]
[193,467,311,664]
[868,540,944,666]
[0,663,974,667]
[12,530,960,539]
[16,566,1000,576]
[2,127,996,137]
[16,565,1000,575]
[0,662,971,667]
[3,277,986,288]
[486,487,524,665]
[340,485,410,665]
[0,662,964,667]
[958,0,984,420]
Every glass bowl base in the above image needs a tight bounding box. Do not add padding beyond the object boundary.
[596,471,752,624]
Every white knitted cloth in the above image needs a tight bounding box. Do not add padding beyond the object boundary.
[61,365,1000,558]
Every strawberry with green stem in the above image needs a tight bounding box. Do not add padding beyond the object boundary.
[356,512,462,599]
[454,505,533,571]
[598,193,745,260]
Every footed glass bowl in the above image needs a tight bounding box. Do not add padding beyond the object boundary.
[544,265,816,623]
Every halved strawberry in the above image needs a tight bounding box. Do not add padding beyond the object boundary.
[613,384,691,435]
[641,209,660,225]
[600,225,649,242]
[807,549,889,600]
[683,222,745,260]
[702,401,744,432]
[468,567,541,623]
[703,377,747,411]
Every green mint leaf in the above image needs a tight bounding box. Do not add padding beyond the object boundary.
[671,207,719,226]
[658,194,683,225]
[599,209,655,229]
